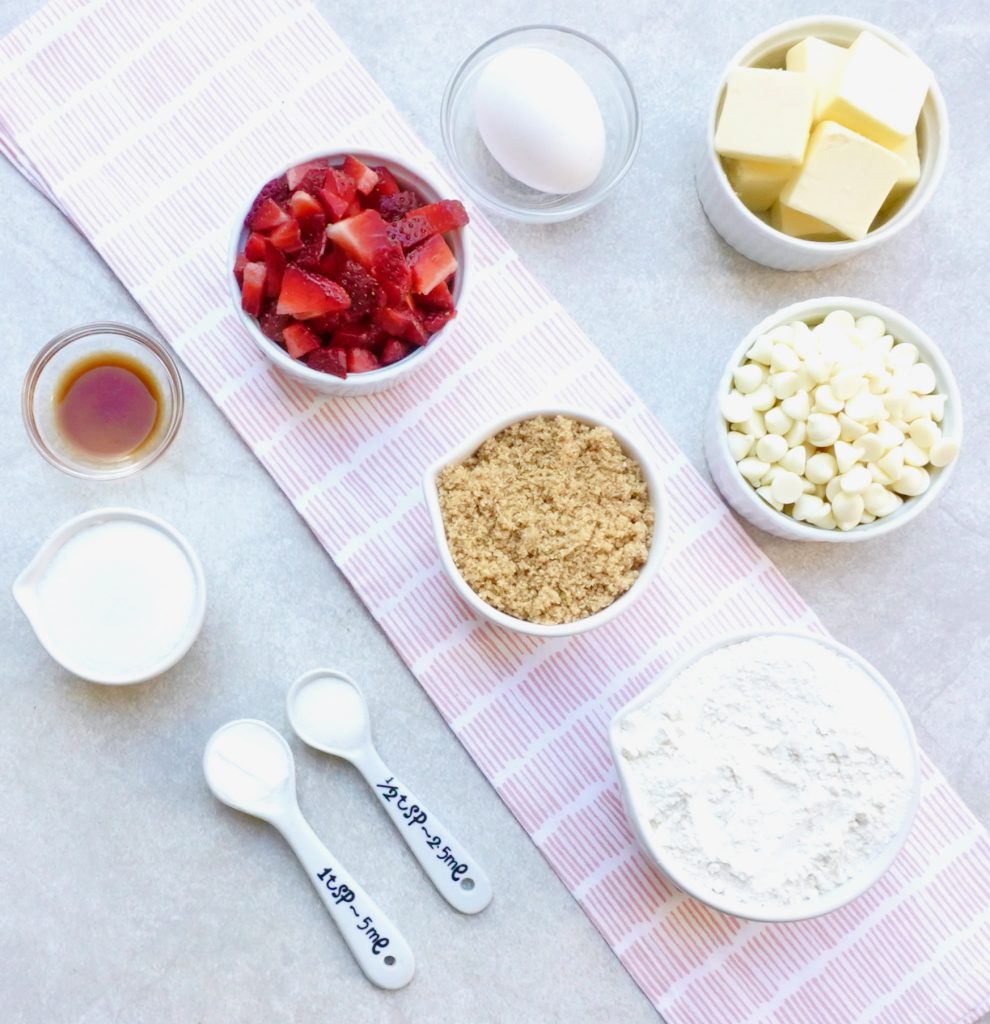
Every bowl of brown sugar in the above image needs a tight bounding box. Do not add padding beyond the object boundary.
[424,407,666,637]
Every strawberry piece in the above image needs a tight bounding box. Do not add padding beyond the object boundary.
[367,166,400,207]
[407,234,457,294]
[338,260,385,317]
[297,167,328,196]
[332,323,384,349]
[307,312,342,336]
[244,176,289,228]
[341,155,380,195]
[244,232,268,261]
[318,169,357,222]
[233,253,248,284]
[346,347,380,373]
[283,322,322,359]
[262,240,286,298]
[378,190,420,222]
[313,245,347,281]
[290,190,324,224]
[248,196,291,233]
[373,304,427,345]
[380,338,412,366]
[258,309,291,344]
[240,262,266,316]
[286,159,328,191]
[423,308,457,333]
[326,209,391,267]
[296,230,326,270]
[370,244,411,305]
[305,346,348,378]
[387,199,469,250]
[277,266,351,319]
[269,218,303,253]
[417,280,454,310]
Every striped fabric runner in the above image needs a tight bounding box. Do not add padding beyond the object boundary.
[2,2,989,1020]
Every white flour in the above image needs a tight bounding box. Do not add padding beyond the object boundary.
[618,635,914,909]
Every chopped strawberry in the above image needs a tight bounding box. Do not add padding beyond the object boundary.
[317,169,357,222]
[407,234,457,294]
[296,230,326,271]
[244,176,289,228]
[387,200,469,250]
[297,167,328,196]
[286,159,328,191]
[417,280,454,310]
[367,166,400,207]
[305,347,347,378]
[248,196,291,233]
[423,308,456,333]
[307,312,342,335]
[380,338,412,365]
[370,244,411,305]
[313,245,347,281]
[333,323,384,349]
[341,155,380,195]
[338,260,385,317]
[258,309,291,344]
[347,347,380,374]
[373,304,427,345]
[240,262,266,316]
[277,265,352,319]
[378,190,420,221]
[283,322,322,359]
[233,253,248,284]
[290,190,324,224]
[269,218,303,253]
[262,239,286,298]
[326,209,391,268]
[244,232,268,261]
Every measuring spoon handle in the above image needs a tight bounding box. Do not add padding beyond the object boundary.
[276,807,415,989]
[355,750,493,914]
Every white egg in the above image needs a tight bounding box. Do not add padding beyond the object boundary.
[474,47,606,194]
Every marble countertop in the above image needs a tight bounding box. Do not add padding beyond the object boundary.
[1,1,987,1022]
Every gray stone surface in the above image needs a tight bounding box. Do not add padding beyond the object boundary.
[0,1,987,1022]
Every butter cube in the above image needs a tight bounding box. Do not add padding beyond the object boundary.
[819,31,931,148]
[786,37,846,119]
[770,200,840,240]
[885,131,921,206]
[715,67,816,165]
[725,159,794,212]
[779,121,903,240]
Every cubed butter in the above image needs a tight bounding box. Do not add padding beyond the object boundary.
[779,121,903,240]
[715,67,816,165]
[769,200,840,240]
[785,37,846,119]
[725,159,794,212]
[819,30,931,148]
[884,130,921,207]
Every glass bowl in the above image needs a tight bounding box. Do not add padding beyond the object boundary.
[441,25,641,223]
[22,322,184,479]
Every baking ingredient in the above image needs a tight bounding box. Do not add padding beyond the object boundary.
[819,30,931,149]
[204,722,292,805]
[714,67,816,165]
[785,37,845,119]
[723,159,793,214]
[54,352,160,460]
[779,121,903,241]
[290,675,368,751]
[235,155,469,378]
[474,46,605,194]
[436,415,653,624]
[32,519,199,679]
[721,309,958,530]
[617,634,915,909]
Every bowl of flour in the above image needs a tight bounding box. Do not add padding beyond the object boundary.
[609,630,919,921]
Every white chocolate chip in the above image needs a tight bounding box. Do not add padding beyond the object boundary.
[886,342,919,371]
[748,383,776,412]
[807,508,837,530]
[807,413,841,447]
[779,446,807,476]
[825,476,843,501]
[902,438,930,467]
[875,421,905,450]
[756,485,784,511]
[784,420,807,447]
[738,457,771,485]
[824,310,856,330]
[844,393,886,424]
[771,470,805,505]
[832,491,865,525]
[806,452,838,484]
[877,446,905,480]
[740,412,766,438]
[732,363,765,394]
[834,441,862,475]
[755,434,788,463]
[858,433,886,463]
[792,493,826,521]
[830,369,864,402]
[770,344,799,373]
[839,465,871,494]
[869,463,894,485]
[727,431,755,461]
[859,511,877,525]
[856,315,886,340]
[781,391,811,422]
[770,371,800,400]
[923,394,946,422]
[721,392,751,424]
[764,407,793,436]
[805,356,831,385]
[746,336,774,365]
[891,467,931,497]
[929,438,959,468]
[909,418,940,449]
[908,362,937,395]
[837,412,868,442]
[813,383,844,414]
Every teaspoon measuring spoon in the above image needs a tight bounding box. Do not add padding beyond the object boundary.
[286,670,493,914]
[203,719,415,989]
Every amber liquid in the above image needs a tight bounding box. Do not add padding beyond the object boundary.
[54,353,161,460]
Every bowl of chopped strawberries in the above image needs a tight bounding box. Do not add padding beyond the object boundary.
[230,149,471,395]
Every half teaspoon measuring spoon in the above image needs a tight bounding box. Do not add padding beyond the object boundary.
[286,669,493,914]
[203,719,415,989]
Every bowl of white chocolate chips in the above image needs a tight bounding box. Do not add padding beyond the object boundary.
[705,297,962,541]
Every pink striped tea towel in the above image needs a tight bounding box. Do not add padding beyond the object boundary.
[2,2,989,1021]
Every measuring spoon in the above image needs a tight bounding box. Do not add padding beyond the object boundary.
[203,719,415,989]
[287,670,492,915]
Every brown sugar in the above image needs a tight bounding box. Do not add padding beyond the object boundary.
[436,415,654,625]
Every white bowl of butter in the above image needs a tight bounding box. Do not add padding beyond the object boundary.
[696,16,949,270]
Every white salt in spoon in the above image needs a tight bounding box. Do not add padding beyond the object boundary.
[287,670,492,915]
[203,719,415,989]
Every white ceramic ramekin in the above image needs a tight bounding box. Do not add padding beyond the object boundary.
[608,628,921,922]
[13,508,207,685]
[423,406,667,638]
[696,16,949,271]
[228,148,472,397]
[705,297,962,542]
